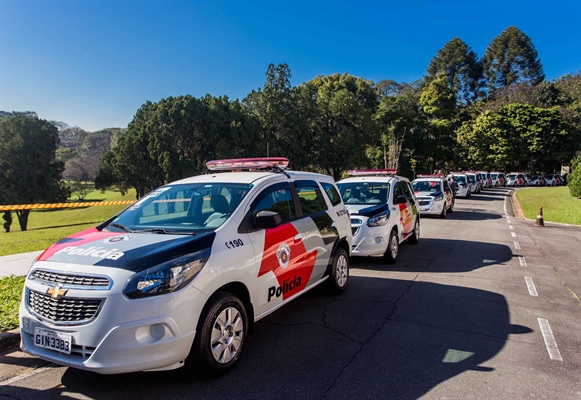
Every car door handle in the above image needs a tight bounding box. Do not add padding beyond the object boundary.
[294,233,303,244]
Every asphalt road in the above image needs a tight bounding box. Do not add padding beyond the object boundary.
[1,187,580,399]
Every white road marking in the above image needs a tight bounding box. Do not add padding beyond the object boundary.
[519,256,527,267]
[0,365,56,387]
[507,220,512,224]
[509,225,513,230]
[503,194,508,215]
[525,277,538,296]
[537,318,563,361]
[514,241,521,249]
[511,232,517,237]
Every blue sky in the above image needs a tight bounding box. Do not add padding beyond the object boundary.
[2,1,580,131]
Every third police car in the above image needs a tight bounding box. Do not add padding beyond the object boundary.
[411,174,454,218]
[336,170,419,264]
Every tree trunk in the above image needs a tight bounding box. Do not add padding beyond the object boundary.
[2,211,12,233]
[15,210,30,231]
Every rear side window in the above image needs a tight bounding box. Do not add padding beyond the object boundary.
[251,182,296,222]
[295,180,328,215]
[320,182,342,207]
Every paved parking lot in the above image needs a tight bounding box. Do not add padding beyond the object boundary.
[1,187,579,399]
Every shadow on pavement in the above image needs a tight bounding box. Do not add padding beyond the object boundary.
[0,272,532,399]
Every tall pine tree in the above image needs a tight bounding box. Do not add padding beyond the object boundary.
[482,26,544,93]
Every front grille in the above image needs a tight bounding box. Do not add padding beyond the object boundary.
[28,289,103,324]
[350,218,362,225]
[31,269,111,288]
[419,201,430,206]
[351,227,360,236]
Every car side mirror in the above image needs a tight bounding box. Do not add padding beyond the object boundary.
[254,211,282,229]
[395,195,408,204]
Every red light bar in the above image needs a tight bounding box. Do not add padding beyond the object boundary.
[348,169,397,177]
[416,174,443,178]
[206,157,289,171]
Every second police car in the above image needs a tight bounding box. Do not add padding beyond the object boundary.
[411,174,454,218]
[19,158,352,376]
[336,170,419,264]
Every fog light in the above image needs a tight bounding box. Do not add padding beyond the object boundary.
[375,237,382,244]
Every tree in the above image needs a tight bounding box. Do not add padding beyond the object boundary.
[568,155,581,198]
[305,73,380,180]
[482,26,545,93]
[457,104,575,172]
[0,115,69,230]
[426,38,484,104]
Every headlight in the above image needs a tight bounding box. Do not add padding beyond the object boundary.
[123,249,210,299]
[434,194,443,201]
[367,211,389,227]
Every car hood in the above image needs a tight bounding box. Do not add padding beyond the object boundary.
[345,203,390,217]
[36,227,215,273]
[414,191,443,197]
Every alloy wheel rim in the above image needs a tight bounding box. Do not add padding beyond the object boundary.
[415,222,420,239]
[391,235,398,259]
[211,307,244,364]
[336,254,348,287]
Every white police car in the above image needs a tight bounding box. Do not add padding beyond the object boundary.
[20,158,352,376]
[411,175,454,218]
[336,170,419,264]
[447,173,471,198]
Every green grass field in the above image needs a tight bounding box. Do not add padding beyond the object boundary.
[0,189,136,256]
[515,186,581,225]
[0,276,25,332]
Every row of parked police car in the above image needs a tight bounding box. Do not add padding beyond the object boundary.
[16,157,562,378]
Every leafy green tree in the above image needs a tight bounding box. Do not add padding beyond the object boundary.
[457,104,575,172]
[568,155,581,198]
[426,38,484,104]
[305,73,379,180]
[482,26,545,93]
[0,116,69,230]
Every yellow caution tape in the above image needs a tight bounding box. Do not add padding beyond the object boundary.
[0,200,136,211]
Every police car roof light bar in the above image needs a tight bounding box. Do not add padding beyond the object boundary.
[206,157,289,172]
[416,174,443,178]
[348,169,397,177]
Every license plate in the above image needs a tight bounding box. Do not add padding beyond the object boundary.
[34,328,72,354]
[420,207,429,211]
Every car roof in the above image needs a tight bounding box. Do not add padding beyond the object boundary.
[337,175,407,184]
[170,170,335,186]
[412,177,444,182]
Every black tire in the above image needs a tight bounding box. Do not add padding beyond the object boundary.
[407,219,420,244]
[383,229,399,264]
[187,292,248,376]
[440,203,447,218]
[326,248,349,294]
[449,199,454,213]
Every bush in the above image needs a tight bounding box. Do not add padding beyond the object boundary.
[569,155,581,199]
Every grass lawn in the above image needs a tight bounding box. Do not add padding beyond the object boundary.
[0,276,25,332]
[515,186,581,225]
[0,189,136,256]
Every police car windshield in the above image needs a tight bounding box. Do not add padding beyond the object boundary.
[337,182,390,205]
[452,176,467,184]
[412,180,440,193]
[507,174,517,178]
[107,183,251,234]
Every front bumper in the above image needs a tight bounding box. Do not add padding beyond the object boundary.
[416,197,445,215]
[350,218,389,257]
[20,262,207,374]
[456,187,469,197]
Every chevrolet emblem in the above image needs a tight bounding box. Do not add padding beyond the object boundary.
[47,286,67,299]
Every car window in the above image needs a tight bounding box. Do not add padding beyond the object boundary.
[294,180,328,215]
[393,182,405,204]
[110,183,250,233]
[251,182,296,222]
[337,182,391,205]
[412,180,440,193]
[402,181,415,200]
[320,182,342,207]
[443,180,450,191]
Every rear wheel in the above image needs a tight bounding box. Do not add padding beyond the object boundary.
[449,199,454,213]
[383,229,399,264]
[407,219,420,244]
[326,248,349,294]
[187,293,248,376]
[440,203,447,218]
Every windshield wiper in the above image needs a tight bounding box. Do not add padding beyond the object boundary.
[137,228,195,235]
[109,223,133,232]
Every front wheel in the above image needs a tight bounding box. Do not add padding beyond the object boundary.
[449,199,454,213]
[326,248,349,294]
[187,293,248,376]
[383,229,399,264]
[440,203,447,218]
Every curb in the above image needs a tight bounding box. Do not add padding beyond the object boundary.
[0,328,20,352]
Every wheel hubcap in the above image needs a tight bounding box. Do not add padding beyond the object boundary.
[391,235,398,258]
[336,255,348,287]
[211,307,244,364]
[415,222,420,238]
